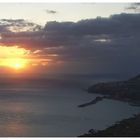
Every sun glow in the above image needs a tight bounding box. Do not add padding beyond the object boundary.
[2,58,28,70]
[0,46,30,70]
[14,63,22,69]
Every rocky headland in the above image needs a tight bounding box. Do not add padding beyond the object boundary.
[79,74,140,137]
[87,74,140,106]
[78,96,105,108]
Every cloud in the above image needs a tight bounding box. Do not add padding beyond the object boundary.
[2,13,140,51]
[1,13,140,74]
[0,19,42,32]
[125,3,140,12]
[46,9,57,14]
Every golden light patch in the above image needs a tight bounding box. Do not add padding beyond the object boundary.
[0,46,30,70]
[0,46,30,57]
[0,45,54,72]
[1,58,28,70]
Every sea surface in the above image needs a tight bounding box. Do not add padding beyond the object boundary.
[0,74,139,137]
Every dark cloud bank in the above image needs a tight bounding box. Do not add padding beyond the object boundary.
[0,13,140,75]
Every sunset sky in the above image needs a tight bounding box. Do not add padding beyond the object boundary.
[0,3,140,76]
[0,3,130,25]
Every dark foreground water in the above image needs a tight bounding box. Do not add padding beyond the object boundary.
[0,74,139,136]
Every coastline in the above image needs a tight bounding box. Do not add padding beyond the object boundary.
[87,74,140,107]
[79,74,140,136]
[79,114,140,137]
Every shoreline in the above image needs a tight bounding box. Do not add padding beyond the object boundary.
[78,93,140,108]
[86,74,140,107]
[79,114,140,137]
[78,96,105,108]
[79,74,140,136]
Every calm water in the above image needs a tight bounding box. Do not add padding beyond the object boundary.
[0,75,139,136]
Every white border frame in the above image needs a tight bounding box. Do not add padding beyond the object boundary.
[0,0,139,3]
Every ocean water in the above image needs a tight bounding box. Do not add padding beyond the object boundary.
[0,74,139,137]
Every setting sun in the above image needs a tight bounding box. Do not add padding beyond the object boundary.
[1,58,28,70]
[0,46,30,70]
[14,63,22,69]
